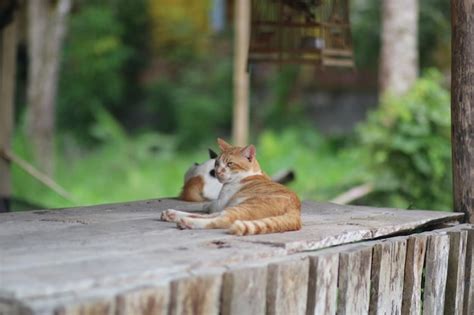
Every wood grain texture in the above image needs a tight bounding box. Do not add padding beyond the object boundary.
[451,0,474,223]
[423,233,450,315]
[388,239,407,315]
[402,235,427,315]
[444,230,468,314]
[0,199,465,313]
[369,239,406,315]
[54,299,115,315]
[266,257,309,315]
[306,253,339,315]
[337,246,372,315]
[221,265,267,315]
[169,274,222,315]
[116,285,169,315]
[463,228,474,315]
[369,241,392,314]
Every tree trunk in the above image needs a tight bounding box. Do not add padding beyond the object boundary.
[26,0,71,176]
[232,0,250,146]
[379,0,419,96]
[451,0,474,223]
[0,4,18,212]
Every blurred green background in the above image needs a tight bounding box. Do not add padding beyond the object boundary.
[9,0,453,211]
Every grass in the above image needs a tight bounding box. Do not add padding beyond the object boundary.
[11,128,366,210]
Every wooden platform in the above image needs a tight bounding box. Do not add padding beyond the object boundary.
[0,199,469,314]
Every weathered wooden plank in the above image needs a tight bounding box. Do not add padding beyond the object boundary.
[54,298,115,315]
[243,201,463,251]
[444,230,468,314]
[369,241,392,314]
[402,235,427,315]
[337,246,372,315]
[389,239,407,315]
[266,257,309,315]
[116,285,169,315]
[169,274,222,315]
[463,228,474,315]
[306,253,339,315]
[221,265,267,315]
[423,233,450,315]
[0,199,465,313]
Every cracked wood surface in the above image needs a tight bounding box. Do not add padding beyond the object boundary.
[0,198,463,313]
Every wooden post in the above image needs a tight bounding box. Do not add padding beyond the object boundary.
[232,0,250,146]
[0,6,17,213]
[451,0,474,223]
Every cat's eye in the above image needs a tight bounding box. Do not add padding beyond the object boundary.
[209,170,216,178]
[227,162,234,167]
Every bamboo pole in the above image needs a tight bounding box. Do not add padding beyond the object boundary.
[232,0,250,146]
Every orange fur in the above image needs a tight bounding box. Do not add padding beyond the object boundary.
[167,139,302,235]
[205,174,301,235]
[179,176,205,202]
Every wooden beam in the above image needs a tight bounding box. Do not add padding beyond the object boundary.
[0,7,17,213]
[232,0,250,146]
[451,0,474,223]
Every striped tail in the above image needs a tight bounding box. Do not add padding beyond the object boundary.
[229,213,301,236]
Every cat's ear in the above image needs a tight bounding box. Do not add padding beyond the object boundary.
[208,148,218,159]
[241,145,256,162]
[217,138,231,151]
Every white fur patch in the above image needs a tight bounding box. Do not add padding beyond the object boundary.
[183,159,222,200]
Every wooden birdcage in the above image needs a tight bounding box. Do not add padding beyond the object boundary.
[248,0,354,68]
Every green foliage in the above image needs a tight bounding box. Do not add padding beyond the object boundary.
[144,55,233,149]
[350,0,451,70]
[259,65,307,129]
[12,123,363,210]
[58,4,130,141]
[358,70,452,210]
[350,0,381,69]
[257,128,366,200]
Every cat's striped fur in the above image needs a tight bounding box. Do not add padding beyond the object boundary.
[161,138,301,235]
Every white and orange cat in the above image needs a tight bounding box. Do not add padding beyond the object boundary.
[161,138,301,235]
[179,149,221,202]
[179,149,295,202]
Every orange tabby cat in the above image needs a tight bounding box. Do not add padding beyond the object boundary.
[161,138,301,235]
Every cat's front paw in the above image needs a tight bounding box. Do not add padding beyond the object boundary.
[177,218,193,230]
[161,209,178,222]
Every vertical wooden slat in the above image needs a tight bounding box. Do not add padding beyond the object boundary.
[444,230,468,314]
[116,285,169,315]
[463,228,474,315]
[0,5,17,213]
[221,265,267,315]
[389,239,407,314]
[369,241,392,314]
[337,246,372,315]
[450,0,474,223]
[306,253,339,315]
[369,239,407,315]
[169,274,222,315]
[266,257,309,315]
[402,235,427,315]
[423,233,450,315]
